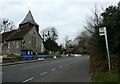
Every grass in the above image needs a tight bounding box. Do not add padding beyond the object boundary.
[91,71,119,82]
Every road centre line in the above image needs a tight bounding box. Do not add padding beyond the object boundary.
[40,72,47,75]
[23,77,34,83]
[21,64,44,70]
[58,66,63,68]
[21,60,62,70]
[51,68,56,71]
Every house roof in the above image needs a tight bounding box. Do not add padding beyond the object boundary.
[19,10,38,26]
[66,48,74,52]
[2,27,32,42]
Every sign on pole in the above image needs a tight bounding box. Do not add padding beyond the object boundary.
[99,27,111,70]
[99,27,105,36]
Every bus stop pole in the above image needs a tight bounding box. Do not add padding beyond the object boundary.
[104,27,111,70]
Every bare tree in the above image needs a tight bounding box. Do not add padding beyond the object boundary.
[0,18,16,34]
[41,26,58,42]
[84,5,103,51]
[0,19,4,34]
[73,5,104,54]
[74,30,89,54]
[64,35,69,49]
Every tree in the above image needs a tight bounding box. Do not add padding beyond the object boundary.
[101,4,120,54]
[64,35,69,49]
[74,31,90,54]
[81,2,120,72]
[44,38,59,52]
[0,18,16,34]
[59,44,65,54]
[41,27,60,53]
[41,26,58,42]
[73,5,108,72]
[64,35,74,49]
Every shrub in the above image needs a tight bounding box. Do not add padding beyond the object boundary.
[7,54,19,58]
[110,54,119,71]
[7,54,23,61]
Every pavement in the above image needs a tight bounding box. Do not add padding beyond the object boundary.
[2,56,90,83]
[1,58,56,66]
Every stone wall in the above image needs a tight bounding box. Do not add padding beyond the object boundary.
[2,40,22,55]
[2,26,44,55]
[23,26,44,53]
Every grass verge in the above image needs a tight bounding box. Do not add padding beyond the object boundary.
[91,71,119,82]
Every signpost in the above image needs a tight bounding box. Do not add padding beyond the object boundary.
[99,27,111,70]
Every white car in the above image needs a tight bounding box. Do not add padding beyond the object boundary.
[53,56,57,59]
[38,58,45,61]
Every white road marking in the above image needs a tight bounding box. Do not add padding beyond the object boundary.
[21,59,70,70]
[23,77,34,83]
[21,64,45,70]
[0,72,3,74]
[51,68,56,71]
[58,66,63,68]
[40,72,47,75]
[21,65,42,70]
[21,60,62,70]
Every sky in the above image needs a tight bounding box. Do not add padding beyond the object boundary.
[0,0,119,45]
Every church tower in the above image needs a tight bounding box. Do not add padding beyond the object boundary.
[19,10,39,32]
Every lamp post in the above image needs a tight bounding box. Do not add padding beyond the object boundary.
[99,27,111,70]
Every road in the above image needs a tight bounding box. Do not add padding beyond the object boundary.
[2,56,90,83]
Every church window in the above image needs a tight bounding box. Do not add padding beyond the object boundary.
[29,39,31,44]
[16,41,19,48]
[8,42,10,49]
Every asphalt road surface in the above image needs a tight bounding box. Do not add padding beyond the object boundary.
[2,55,90,83]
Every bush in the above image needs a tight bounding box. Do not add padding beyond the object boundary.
[90,52,108,73]
[90,52,119,73]
[46,55,53,58]
[110,54,119,70]
[7,54,19,57]
[7,54,23,61]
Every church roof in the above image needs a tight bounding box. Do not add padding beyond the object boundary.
[2,27,32,42]
[2,10,42,42]
[2,30,17,42]
[19,10,38,26]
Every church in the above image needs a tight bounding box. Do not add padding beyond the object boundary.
[1,10,44,55]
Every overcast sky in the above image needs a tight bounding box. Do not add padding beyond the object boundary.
[0,0,119,45]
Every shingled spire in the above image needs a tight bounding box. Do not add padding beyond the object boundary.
[19,10,38,28]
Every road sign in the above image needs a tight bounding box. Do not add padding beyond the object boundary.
[99,27,105,36]
[99,27,111,70]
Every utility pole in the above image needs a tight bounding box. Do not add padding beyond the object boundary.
[99,27,111,70]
